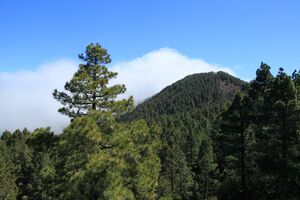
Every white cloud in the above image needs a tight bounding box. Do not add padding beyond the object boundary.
[0,48,236,133]
[0,59,77,133]
[111,48,235,103]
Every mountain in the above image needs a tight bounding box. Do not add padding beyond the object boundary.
[125,71,247,120]
[120,71,247,199]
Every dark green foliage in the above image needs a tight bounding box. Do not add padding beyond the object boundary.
[214,92,256,199]
[252,68,300,199]
[152,113,218,200]
[214,64,300,199]
[125,71,247,120]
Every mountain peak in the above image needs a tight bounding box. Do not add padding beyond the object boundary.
[126,71,247,120]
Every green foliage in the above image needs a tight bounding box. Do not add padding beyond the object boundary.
[29,128,57,200]
[0,140,18,200]
[7,129,34,200]
[253,67,300,198]
[124,72,246,199]
[0,102,161,199]
[126,71,246,120]
[214,64,300,199]
[54,112,106,199]
[1,128,58,200]
[214,92,256,199]
[55,112,161,199]
[53,43,133,118]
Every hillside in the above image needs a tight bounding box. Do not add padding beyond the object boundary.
[121,71,248,199]
[126,71,247,120]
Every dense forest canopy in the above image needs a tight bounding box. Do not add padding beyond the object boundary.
[1,44,299,200]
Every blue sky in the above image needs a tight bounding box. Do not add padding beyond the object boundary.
[1,0,300,79]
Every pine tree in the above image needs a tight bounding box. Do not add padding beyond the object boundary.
[216,92,255,199]
[247,66,300,198]
[249,62,273,98]
[264,68,300,198]
[57,112,161,200]
[28,128,57,199]
[53,43,133,118]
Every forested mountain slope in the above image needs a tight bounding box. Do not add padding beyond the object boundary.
[121,71,248,199]
[126,71,247,120]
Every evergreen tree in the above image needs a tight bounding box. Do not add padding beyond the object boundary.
[28,128,57,200]
[215,92,256,199]
[57,112,161,200]
[6,129,34,200]
[53,43,133,118]
[54,112,105,199]
[255,68,300,198]
[157,115,196,200]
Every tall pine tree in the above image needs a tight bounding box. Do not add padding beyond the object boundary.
[53,43,133,118]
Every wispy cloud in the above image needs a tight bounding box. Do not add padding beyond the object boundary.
[0,48,236,133]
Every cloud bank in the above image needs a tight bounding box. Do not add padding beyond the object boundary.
[0,48,235,133]
[0,59,77,133]
[111,48,235,103]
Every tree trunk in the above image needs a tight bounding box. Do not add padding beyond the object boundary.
[92,93,96,110]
